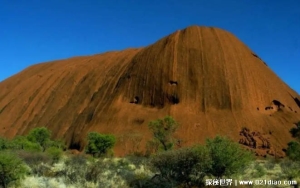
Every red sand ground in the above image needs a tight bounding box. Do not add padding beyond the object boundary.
[0,26,299,157]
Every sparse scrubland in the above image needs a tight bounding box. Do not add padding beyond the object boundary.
[0,119,300,188]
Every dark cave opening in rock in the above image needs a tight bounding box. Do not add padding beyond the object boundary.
[69,142,81,151]
[130,96,140,104]
[168,94,179,104]
[169,80,178,86]
[134,96,139,104]
[272,100,285,108]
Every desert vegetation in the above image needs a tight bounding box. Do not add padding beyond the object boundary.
[0,119,300,187]
[85,132,116,157]
[147,116,179,153]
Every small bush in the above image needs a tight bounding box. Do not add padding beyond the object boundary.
[64,156,133,185]
[46,139,67,151]
[85,132,116,157]
[63,154,88,185]
[0,137,9,151]
[10,136,42,152]
[27,127,51,151]
[16,150,51,176]
[148,116,179,151]
[129,173,154,188]
[264,158,276,170]
[148,136,254,187]
[279,159,300,180]
[150,146,211,187]
[0,151,29,188]
[46,147,63,163]
[252,162,266,178]
[205,135,254,178]
[85,160,104,183]
[286,141,300,161]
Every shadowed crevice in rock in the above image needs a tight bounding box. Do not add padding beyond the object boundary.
[252,52,268,66]
[272,100,285,109]
[169,80,178,85]
[167,93,179,104]
[130,96,140,104]
[68,142,81,151]
[86,111,94,123]
[265,106,273,110]
[287,92,300,108]
[294,97,300,108]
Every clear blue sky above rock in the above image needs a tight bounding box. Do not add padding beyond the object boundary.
[0,0,299,93]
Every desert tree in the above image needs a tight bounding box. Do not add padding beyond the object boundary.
[205,135,254,178]
[148,116,179,151]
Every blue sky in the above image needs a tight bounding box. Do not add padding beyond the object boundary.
[0,0,299,93]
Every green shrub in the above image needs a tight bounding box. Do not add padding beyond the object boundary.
[46,139,67,151]
[252,162,266,178]
[0,151,29,188]
[63,154,88,185]
[27,127,51,151]
[148,116,179,151]
[264,157,276,170]
[205,135,254,178]
[85,132,116,157]
[0,137,9,151]
[10,128,66,152]
[85,160,104,183]
[46,147,63,163]
[279,160,300,180]
[15,150,51,176]
[129,173,154,188]
[150,146,211,187]
[149,135,254,186]
[286,141,300,161]
[10,136,41,152]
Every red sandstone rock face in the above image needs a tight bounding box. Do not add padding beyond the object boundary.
[0,26,299,156]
